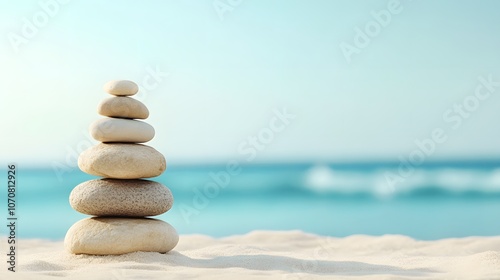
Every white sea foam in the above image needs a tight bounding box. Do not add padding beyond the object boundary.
[303,164,500,197]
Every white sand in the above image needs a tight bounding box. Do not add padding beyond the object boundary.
[1,231,499,279]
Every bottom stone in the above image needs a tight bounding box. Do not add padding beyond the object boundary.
[64,217,178,255]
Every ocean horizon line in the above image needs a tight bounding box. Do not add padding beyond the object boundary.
[7,158,500,170]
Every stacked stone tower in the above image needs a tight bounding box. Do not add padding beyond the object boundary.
[64,80,178,255]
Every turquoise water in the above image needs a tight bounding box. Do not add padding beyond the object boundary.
[1,162,500,240]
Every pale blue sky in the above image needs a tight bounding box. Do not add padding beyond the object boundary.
[1,0,500,165]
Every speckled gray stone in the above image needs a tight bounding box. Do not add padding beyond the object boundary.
[70,179,173,217]
[65,217,178,255]
[78,143,166,179]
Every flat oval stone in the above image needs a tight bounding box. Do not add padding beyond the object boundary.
[98,97,149,119]
[70,179,173,216]
[65,217,178,255]
[103,80,138,96]
[90,118,155,143]
[78,143,166,179]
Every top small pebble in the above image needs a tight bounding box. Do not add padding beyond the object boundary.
[103,80,139,96]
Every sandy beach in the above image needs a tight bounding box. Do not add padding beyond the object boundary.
[1,231,499,279]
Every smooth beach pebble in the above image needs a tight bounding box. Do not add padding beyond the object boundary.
[90,118,155,143]
[78,143,166,179]
[70,179,173,217]
[103,80,139,96]
[98,96,149,119]
[65,217,178,255]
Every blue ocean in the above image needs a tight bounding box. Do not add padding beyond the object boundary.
[2,162,500,240]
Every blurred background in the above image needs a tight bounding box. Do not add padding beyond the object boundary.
[1,0,500,240]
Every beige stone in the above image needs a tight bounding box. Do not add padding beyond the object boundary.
[103,80,138,96]
[78,143,166,179]
[65,217,178,255]
[90,118,155,143]
[98,97,149,119]
[70,179,173,217]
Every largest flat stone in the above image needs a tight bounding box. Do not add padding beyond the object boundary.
[78,143,166,179]
[65,217,178,255]
[70,179,173,216]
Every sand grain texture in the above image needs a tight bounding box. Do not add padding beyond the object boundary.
[2,231,499,279]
